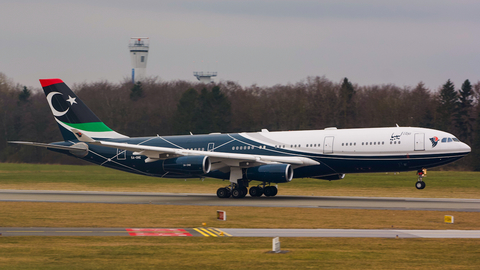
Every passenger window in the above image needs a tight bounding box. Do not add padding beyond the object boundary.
[399,141,401,144]
[374,142,376,145]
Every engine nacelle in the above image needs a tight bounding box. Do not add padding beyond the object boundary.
[163,156,211,174]
[245,164,293,183]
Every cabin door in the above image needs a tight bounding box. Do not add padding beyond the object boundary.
[414,133,425,151]
[207,143,215,152]
[117,149,126,160]
[323,136,334,154]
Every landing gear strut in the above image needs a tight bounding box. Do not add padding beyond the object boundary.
[415,168,427,190]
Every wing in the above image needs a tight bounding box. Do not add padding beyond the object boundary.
[71,129,320,171]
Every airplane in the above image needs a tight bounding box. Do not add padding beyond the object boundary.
[9,79,471,198]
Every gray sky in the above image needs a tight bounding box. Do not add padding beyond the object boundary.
[1,0,479,90]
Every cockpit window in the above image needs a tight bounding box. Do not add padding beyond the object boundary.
[441,138,447,143]
[441,137,459,143]
[448,138,453,142]
[452,138,460,142]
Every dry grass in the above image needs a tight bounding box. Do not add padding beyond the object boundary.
[1,202,479,230]
[0,237,479,269]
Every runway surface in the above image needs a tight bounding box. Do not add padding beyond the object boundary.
[1,189,479,212]
[1,227,479,238]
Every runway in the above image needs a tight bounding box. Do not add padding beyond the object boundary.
[1,227,479,238]
[1,189,479,212]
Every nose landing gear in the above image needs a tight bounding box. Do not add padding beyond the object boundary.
[415,168,427,190]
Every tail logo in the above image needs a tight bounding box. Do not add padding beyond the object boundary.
[46,92,71,117]
[429,136,439,148]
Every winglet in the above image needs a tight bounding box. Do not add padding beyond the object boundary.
[71,129,96,143]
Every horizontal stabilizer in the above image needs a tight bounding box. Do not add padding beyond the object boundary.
[8,141,86,151]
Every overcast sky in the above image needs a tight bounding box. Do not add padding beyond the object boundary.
[1,0,479,90]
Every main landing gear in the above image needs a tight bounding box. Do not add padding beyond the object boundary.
[216,183,278,199]
[415,168,427,190]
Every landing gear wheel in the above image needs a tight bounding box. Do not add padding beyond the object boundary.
[264,186,278,197]
[249,186,263,197]
[242,186,248,196]
[232,188,246,198]
[415,181,426,190]
[217,187,231,198]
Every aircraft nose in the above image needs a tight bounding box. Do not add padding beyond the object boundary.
[461,142,471,153]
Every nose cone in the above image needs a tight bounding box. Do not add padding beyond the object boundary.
[462,142,472,153]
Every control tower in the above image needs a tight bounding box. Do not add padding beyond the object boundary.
[193,71,217,83]
[129,37,149,83]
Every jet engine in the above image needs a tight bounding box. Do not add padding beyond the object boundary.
[245,164,293,183]
[163,156,211,174]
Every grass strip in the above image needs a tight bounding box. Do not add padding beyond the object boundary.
[1,202,479,230]
[0,237,479,270]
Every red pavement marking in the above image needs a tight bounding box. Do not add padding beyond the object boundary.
[128,233,192,236]
[126,228,187,232]
[126,228,192,236]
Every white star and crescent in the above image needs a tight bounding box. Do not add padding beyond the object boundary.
[46,92,77,117]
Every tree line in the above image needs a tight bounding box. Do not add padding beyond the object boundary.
[1,72,479,169]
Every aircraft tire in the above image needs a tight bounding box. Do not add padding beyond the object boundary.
[415,181,426,190]
[232,188,245,198]
[249,186,263,197]
[242,186,248,196]
[217,188,231,198]
[264,186,277,197]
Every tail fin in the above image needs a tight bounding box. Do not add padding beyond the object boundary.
[40,78,127,141]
